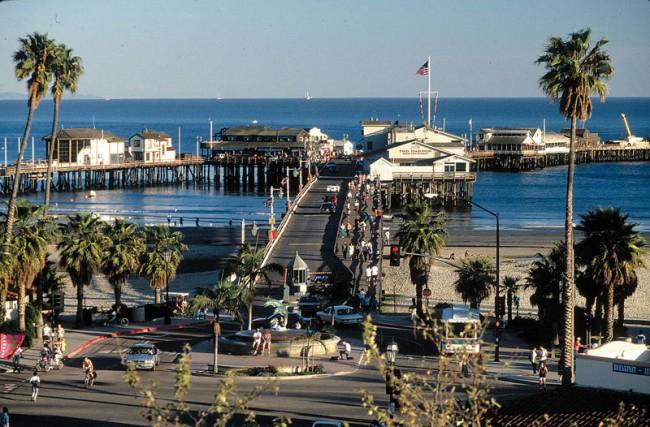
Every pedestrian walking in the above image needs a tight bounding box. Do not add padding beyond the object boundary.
[262,329,272,356]
[0,407,8,427]
[348,243,355,259]
[29,371,40,401]
[252,328,262,355]
[56,323,66,353]
[342,242,348,260]
[371,264,379,285]
[529,347,538,374]
[537,346,548,365]
[12,348,22,373]
[365,266,372,285]
[538,361,548,390]
[42,323,52,347]
[384,230,390,245]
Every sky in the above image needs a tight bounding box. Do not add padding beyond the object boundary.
[0,0,648,99]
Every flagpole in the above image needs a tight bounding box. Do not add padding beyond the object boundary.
[427,56,431,128]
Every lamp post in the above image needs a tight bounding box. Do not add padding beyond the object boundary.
[385,339,400,413]
[164,250,172,325]
[467,199,500,361]
[269,185,284,231]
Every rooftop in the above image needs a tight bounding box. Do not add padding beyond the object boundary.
[582,340,650,362]
[44,128,123,142]
[135,128,171,140]
[221,126,307,137]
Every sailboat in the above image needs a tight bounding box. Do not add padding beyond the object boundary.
[304,91,312,101]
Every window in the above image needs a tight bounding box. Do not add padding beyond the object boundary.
[444,163,455,173]
[455,162,467,172]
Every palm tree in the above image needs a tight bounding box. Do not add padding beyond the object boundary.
[525,243,565,327]
[502,275,521,323]
[102,220,145,307]
[58,213,108,328]
[397,201,447,316]
[575,208,645,342]
[43,43,83,214]
[536,28,614,385]
[9,202,56,332]
[264,299,289,328]
[4,33,56,249]
[191,279,245,326]
[454,256,495,309]
[615,274,637,328]
[234,244,283,330]
[141,226,188,304]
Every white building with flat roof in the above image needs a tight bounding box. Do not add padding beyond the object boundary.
[576,340,650,395]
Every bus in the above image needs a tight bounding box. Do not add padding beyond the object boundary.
[440,304,481,355]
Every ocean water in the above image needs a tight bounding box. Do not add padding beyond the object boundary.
[1,97,649,230]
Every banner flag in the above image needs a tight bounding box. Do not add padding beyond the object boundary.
[0,333,25,359]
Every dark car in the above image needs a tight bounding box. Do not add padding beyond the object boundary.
[298,294,322,315]
[320,202,336,214]
[308,275,333,293]
[251,312,304,329]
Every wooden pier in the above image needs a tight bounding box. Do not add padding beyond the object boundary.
[470,145,650,171]
[0,156,303,195]
[378,171,476,210]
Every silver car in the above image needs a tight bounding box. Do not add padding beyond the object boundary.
[122,343,160,370]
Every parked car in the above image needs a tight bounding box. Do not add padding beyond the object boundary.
[308,275,333,293]
[298,294,322,315]
[312,421,345,427]
[251,312,304,329]
[316,305,364,325]
[326,184,340,192]
[122,343,160,370]
[319,202,336,214]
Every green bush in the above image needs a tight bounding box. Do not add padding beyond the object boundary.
[0,303,38,347]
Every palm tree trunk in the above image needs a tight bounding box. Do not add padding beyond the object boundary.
[114,280,122,307]
[604,284,615,342]
[507,290,513,324]
[595,299,603,337]
[17,279,26,332]
[154,288,161,304]
[3,101,36,248]
[76,282,84,328]
[617,298,625,327]
[0,279,7,322]
[247,303,253,331]
[561,115,577,386]
[36,271,44,342]
[43,97,61,215]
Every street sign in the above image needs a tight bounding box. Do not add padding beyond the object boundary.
[422,288,431,298]
[269,215,276,225]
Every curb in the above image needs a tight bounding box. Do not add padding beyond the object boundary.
[192,366,359,381]
[66,320,212,359]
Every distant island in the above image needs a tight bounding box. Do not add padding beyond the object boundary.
[0,91,103,100]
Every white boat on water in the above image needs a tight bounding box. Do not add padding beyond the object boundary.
[304,91,312,100]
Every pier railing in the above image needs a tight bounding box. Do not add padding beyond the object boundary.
[0,158,209,176]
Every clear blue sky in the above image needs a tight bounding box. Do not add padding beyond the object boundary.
[1,0,648,98]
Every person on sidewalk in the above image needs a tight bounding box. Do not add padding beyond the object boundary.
[337,340,352,360]
[29,371,40,401]
[529,347,538,374]
[56,323,66,353]
[342,242,348,260]
[365,266,372,285]
[538,361,548,390]
[42,323,52,348]
[252,328,262,355]
[12,348,22,373]
[537,346,548,366]
[262,329,272,356]
[635,329,646,344]
[0,407,9,427]
[371,264,379,286]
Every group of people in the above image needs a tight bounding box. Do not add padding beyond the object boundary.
[251,328,273,356]
[356,289,378,314]
[529,345,549,389]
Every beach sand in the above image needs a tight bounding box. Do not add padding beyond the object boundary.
[385,229,650,321]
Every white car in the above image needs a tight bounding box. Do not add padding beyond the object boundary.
[326,185,340,192]
[122,343,160,370]
[312,421,344,427]
[316,305,364,325]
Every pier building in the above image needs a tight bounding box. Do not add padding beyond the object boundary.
[126,128,176,163]
[358,121,475,208]
[44,128,125,166]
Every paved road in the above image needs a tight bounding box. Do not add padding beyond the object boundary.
[256,160,356,303]
[2,323,540,426]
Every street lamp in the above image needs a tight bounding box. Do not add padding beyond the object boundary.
[268,185,284,232]
[385,339,399,366]
[467,199,500,361]
[164,250,172,325]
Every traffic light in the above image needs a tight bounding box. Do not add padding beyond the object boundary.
[389,245,400,266]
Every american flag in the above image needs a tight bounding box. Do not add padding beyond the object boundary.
[416,60,429,76]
